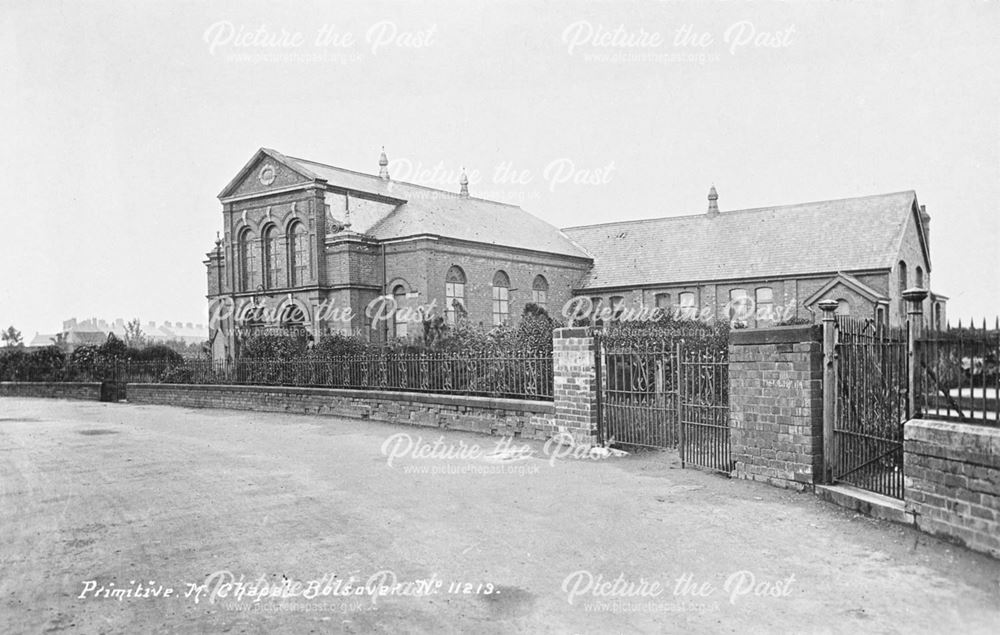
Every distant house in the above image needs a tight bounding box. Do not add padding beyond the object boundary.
[204,148,945,361]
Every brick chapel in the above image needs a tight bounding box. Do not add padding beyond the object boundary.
[205,148,945,361]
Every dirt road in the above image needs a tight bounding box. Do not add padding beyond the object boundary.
[1,397,998,633]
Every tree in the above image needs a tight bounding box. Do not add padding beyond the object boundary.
[2,326,23,348]
[124,318,146,348]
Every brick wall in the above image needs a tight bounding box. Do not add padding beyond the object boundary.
[729,326,824,490]
[127,384,556,440]
[552,328,600,445]
[0,382,102,401]
[904,419,1000,559]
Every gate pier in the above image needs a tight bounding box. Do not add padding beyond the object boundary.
[728,325,825,490]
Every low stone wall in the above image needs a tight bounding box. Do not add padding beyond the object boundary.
[0,381,103,401]
[126,384,556,440]
[729,326,824,490]
[904,419,1000,559]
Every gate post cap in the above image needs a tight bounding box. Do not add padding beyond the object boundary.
[817,299,839,313]
[902,287,929,303]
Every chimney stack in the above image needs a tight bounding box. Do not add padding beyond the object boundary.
[707,185,719,216]
[459,169,469,198]
[378,147,389,180]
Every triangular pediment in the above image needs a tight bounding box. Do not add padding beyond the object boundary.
[803,272,889,307]
[218,148,322,199]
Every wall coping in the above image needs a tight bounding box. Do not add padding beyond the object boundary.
[905,418,1000,441]
[1,381,103,388]
[554,327,593,339]
[730,325,821,346]
[126,383,555,414]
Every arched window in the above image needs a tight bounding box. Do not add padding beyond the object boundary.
[492,271,510,326]
[836,298,850,316]
[393,285,408,338]
[263,226,282,289]
[238,229,257,292]
[915,266,924,289]
[531,275,549,309]
[289,222,308,287]
[445,266,466,325]
[898,261,908,316]
[934,302,943,331]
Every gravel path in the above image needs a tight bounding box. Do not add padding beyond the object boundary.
[1,397,998,634]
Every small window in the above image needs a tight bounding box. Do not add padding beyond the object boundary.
[755,287,774,323]
[393,285,408,338]
[678,292,696,319]
[729,289,749,321]
[590,297,603,320]
[835,298,850,316]
[609,295,626,320]
[915,266,924,289]
[934,302,943,330]
[445,266,467,325]
[654,293,671,309]
[492,270,510,326]
[531,275,549,309]
[876,305,886,328]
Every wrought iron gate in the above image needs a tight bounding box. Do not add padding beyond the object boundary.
[679,343,731,473]
[833,317,908,499]
[597,330,731,473]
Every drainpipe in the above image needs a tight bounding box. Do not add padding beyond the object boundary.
[382,242,388,343]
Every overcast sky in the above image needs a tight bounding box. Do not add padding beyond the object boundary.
[1,0,997,336]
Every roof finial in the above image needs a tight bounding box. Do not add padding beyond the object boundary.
[707,184,719,216]
[459,168,469,198]
[378,146,389,180]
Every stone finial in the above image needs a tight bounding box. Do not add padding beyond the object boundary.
[378,147,389,180]
[707,185,719,216]
[459,168,469,198]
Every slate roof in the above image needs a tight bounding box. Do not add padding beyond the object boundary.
[270,151,589,259]
[562,191,925,290]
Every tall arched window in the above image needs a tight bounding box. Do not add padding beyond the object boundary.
[492,270,510,326]
[531,275,549,309]
[393,284,408,338]
[263,226,282,289]
[445,266,466,325]
[898,261,908,317]
[915,266,924,289]
[238,229,257,292]
[289,222,308,287]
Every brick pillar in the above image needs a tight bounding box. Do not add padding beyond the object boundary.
[729,326,824,490]
[552,327,600,446]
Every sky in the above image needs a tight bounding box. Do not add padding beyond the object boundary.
[1,0,998,337]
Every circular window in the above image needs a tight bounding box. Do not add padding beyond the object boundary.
[258,164,276,186]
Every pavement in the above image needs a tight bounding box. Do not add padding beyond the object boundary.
[1,397,998,634]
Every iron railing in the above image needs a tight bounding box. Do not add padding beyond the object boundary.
[119,352,554,401]
[916,319,999,425]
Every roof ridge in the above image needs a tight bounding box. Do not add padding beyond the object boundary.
[286,155,524,209]
[562,190,917,231]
